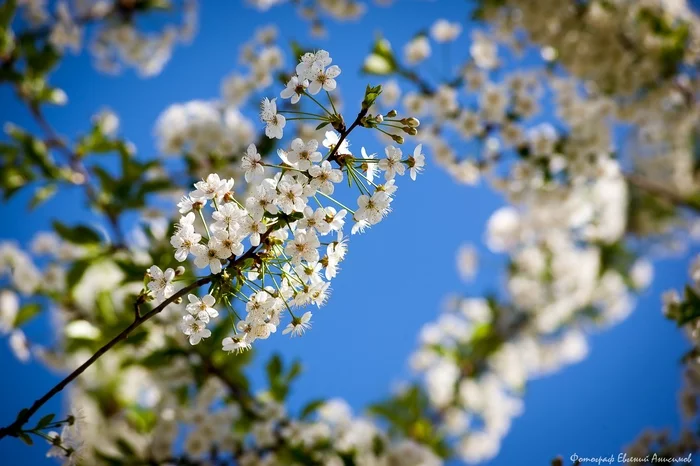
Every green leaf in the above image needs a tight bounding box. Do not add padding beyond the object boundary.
[115,438,136,457]
[95,290,116,324]
[300,399,325,420]
[66,259,91,290]
[125,406,156,434]
[19,432,33,446]
[52,221,102,245]
[289,40,312,62]
[136,347,186,369]
[316,122,330,130]
[675,286,700,326]
[286,360,302,382]
[124,330,149,347]
[362,84,383,110]
[36,413,55,429]
[29,184,57,210]
[14,303,42,327]
[0,0,17,28]
[20,135,59,178]
[26,43,61,77]
[266,354,283,383]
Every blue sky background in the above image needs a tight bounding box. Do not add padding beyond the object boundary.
[0,1,698,465]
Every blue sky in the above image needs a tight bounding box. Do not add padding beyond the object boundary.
[0,1,697,465]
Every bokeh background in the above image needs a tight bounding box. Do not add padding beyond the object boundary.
[1,1,698,464]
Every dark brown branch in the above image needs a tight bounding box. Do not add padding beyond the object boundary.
[0,276,212,441]
[327,107,369,165]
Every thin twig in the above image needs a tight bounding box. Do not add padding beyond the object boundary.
[0,97,368,441]
[327,107,369,165]
[25,101,127,248]
[0,227,275,440]
[0,276,211,440]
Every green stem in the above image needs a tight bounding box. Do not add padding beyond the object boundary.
[317,191,356,214]
[326,90,338,115]
[198,209,211,240]
[279,110,329,119]
[304,91,334,116]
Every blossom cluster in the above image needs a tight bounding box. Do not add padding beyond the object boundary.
[155,26,282,179]
[0,235,89,363]
[150,49,425,352]
[360,11,689,462]
[247,0,368,37]
[622,258,700,463]
[477,0,700,97]
[17,0,198,76]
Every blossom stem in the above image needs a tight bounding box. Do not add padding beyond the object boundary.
[285,117,325,121]
[376,127,398,140]
[347,166,371,195]
[352,167,379,188]
[378,122,406,130]
[279,110,329,119]
[271,274,297,320]
[317,191,355,214]
[263,163,305,172]
[198,209,211,240]
[326,90,338,115]
[303,91,334,116]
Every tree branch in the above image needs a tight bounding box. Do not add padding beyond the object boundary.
[0,92,369,443]
[625,173,700,213]
[0,222,278,441]
[0,276,212,441]
[327,107,369,165]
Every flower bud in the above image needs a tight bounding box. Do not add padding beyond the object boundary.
[402,126,417,135]
[174,297,182,304]
[405,117,420,127]
[391,134,404,144]
[386,109,398,118]
[376,114,384,123]
[175,266,186,276]
[362,84,383,110]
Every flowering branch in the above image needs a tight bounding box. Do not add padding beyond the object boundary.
[0,223,275,441]
[0,45,427,462]
[0,275,210,441]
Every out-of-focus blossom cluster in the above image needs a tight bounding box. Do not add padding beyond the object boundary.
[621,256,700,464]
[17,0,198,76]
[246,0,377,37]
[155,26,282,179]
[358,7,700,461]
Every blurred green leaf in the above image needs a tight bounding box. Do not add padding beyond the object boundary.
[14,303,42,327]
[53,221,102,245]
